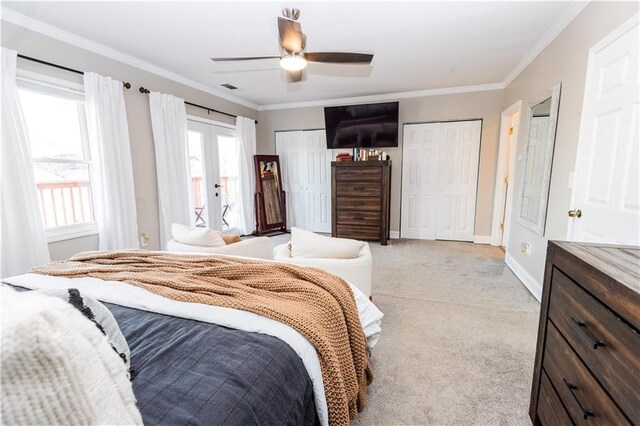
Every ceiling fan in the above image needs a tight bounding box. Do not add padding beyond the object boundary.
[211,8,374,83]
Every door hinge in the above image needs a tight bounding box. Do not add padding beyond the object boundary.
[500,223,504,230]
[508,127,514,135]
[504,176,509,184]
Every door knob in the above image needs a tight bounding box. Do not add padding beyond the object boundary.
[568,209,582,218]
[214,183,223,188]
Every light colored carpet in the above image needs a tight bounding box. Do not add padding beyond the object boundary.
[267,235,540,425]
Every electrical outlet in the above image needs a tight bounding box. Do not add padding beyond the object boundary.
[521,242,531,255]
[140,233,150,247]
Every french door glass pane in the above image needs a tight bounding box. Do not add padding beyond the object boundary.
[188,131,208,227]
[33,162,94,228]
[218,135,240,230]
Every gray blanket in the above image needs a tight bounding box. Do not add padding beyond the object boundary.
[105,302,319,426]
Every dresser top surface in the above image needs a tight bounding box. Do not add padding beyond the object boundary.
[550,241,640,295]
[331,160,391,166]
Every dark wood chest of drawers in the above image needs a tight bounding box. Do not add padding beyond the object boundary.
[331,161,391,245]
[530,241,640,425]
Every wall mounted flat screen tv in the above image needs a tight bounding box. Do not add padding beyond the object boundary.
[324,101,399,149]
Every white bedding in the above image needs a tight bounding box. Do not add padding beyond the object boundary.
[3,270,383,426]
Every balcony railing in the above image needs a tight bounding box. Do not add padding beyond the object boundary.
[37,181,94,228]
[38,176,240,230]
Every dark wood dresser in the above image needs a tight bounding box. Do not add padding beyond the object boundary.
[331,161,391,245]
[530,241,640,425]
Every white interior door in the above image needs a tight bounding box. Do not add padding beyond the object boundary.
[569,16,639,244]
[401,123,440,239]
[400,120,481,241]
[276,131,305,229]
[276,130,332,233]
[436,120,482,241]
[302,131,332,233]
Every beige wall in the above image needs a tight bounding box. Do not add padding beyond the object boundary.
[503,2,639,292]
[257,90,505,237]
[2,21,258,259]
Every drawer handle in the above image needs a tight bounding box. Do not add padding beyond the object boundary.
[563,378,595,420]
[571,317,606,350]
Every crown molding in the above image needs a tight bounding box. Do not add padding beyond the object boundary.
[257,82,505,111]
[502,0,589,87]
[0,7,259,110]
[2,1,590,112]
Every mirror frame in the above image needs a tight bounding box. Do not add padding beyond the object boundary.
[517,82,562,236]
[253,154,287,235]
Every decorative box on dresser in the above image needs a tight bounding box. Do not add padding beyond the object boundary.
[331,161,391,245]
[530,241,640,425]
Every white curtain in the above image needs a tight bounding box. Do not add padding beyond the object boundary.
[83,72,139,250]
[236,116,257,235]
[149,92,191,249]
[1,48,50,277]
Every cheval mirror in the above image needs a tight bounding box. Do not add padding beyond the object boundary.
[254,155,287,235]
[517,82,562,236]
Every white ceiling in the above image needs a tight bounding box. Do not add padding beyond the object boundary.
[2,1,579,107]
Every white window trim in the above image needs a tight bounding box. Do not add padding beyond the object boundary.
[17,73,98,243]
[187,114,236,130]
[46,222,98,243]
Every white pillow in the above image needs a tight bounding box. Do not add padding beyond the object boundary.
[0,286,143,425]
[290,227,364,259]
[171,223,226,247]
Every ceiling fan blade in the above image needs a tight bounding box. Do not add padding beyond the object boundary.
[211,56,281,62]
[287,70,305,83]
[305,52,374,64]
[278,16,304,53]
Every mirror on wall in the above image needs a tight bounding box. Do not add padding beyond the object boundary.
[254,155,287,235]
[517,82,561,236]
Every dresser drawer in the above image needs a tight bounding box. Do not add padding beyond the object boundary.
[336,224,381,241]
[336,196,381,211]
[549,268,640,421]
[336,181,382,197]
[543,322,629,425]
[336,210,382,226]
[537,371,573,426]
[335,166,382,181]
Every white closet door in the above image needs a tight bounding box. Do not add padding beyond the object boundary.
[401,123,440,239]
[436,120,482,241]
[276,130,331,233]
[303,131,332,233]
[276,131,305,229]
[569,17,639,244]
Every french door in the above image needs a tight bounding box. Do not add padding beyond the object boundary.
[187,120,241,232]
[276,130,332,233]
[568,16,639,244]
[401,120,481,241]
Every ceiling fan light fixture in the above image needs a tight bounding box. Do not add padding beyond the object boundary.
[279,54,307,71]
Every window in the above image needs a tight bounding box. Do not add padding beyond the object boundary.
[17,81,97,242]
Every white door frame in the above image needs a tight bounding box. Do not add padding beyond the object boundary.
[491,100,522,247]
[567,13,640,242]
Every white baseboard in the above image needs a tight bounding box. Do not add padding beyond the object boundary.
[473,235,492,244]
[389,231,400,239]
[505,253,542,302]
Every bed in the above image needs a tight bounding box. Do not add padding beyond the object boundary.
[3,257,383,426]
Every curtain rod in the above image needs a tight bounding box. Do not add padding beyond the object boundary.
[138,86,257,124]
[17,54,132,89]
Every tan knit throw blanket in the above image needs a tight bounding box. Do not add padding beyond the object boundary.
[32,250,372,425]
